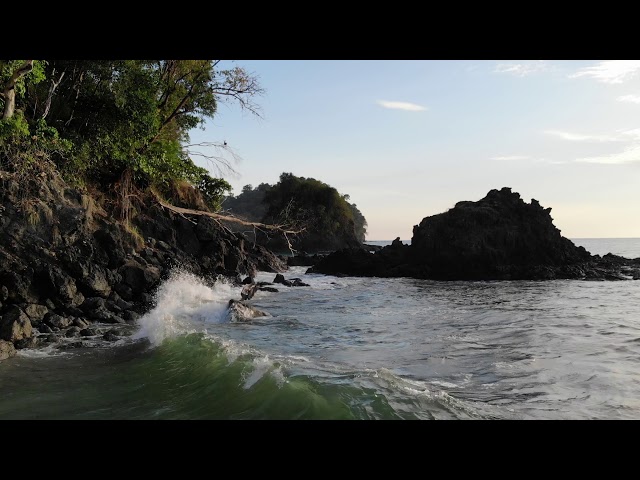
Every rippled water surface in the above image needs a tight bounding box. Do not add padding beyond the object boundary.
[1,239,638,419]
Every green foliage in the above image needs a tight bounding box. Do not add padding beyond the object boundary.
[261,173,367,251]
[2,59,258,215]
[0,111,30,141]
[223,183,272,221]
[196,174,232,211]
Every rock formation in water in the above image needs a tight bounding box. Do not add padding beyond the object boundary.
[309,187,640,281]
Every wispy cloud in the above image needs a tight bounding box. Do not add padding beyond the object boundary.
[494,61,548,77]
[544,130,622,142]
[618,94,640,104]
[576,145,640,165]
[377,100,427,112]
[490,155,530,161]
[570,60,640,84]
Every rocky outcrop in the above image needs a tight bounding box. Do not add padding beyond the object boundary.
[0,340,16,361]
[0,169,287,360]
[309,188,640,281]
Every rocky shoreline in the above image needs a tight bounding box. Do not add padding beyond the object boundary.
[308,188,640,281]
[3,182,638,362]
[0,170,288,361]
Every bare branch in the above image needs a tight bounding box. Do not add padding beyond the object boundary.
[154,195,305,236]
[182,141,242,177]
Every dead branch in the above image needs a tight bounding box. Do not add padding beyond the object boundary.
[182,141,241,177]
[154,195,305,236]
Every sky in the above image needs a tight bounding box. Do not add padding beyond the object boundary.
[189,60,640,240]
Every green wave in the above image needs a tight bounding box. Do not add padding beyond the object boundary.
[0,333,483,419]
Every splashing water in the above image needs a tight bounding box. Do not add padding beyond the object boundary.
[132,271,239,346]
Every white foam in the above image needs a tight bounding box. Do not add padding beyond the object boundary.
[132,271,240,346]
[16,344,70,358]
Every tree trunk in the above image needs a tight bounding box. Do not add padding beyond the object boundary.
[41,69,65,120]
[2,60,34,120]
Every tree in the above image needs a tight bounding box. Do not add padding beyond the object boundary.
[260,173,366,252]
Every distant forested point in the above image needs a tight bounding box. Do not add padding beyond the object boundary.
[223,173,367,252]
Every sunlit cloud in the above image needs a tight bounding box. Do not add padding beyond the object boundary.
[544,130,622,142]
[494,61,548,77]
[618,94,640,104]
[490,155,530,161]
[570,60,640,84]
[576,145,640,165]
[377,100,427,111]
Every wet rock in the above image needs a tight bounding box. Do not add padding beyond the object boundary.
[38,323,54,334]
[241,283,258,300]
[24,304,49,322]
[57,341,84,350]
[258,286,279,293]
[80,328,98,337]
[123,311,140,322]
[73,317,90,329]
[103,330,119,342]
[65,326,82,337]
[15,336,39,349]
[0,306,33,342]
[0,340,16,361]
[227,299,268,321]
[107,315,126,324]
[80,297,106,312]
[0,286,7,302]
[44,313,73,329]
[273,274,310,287]
[242,276,254,285]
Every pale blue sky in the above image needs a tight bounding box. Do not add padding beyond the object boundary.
[189,60,640,240]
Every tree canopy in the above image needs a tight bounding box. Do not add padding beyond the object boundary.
[0,60,262,211]
[224,173,367,252]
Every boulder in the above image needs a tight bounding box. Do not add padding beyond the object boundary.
[0,340,16,361]
[0,306,33,342]
[44,313,73,329]
[24,304,49,322]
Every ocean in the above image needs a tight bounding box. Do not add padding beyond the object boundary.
[0,238,639,420]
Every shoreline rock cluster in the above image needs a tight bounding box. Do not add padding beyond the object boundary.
[309,188,640,281]
[0,171,287,361]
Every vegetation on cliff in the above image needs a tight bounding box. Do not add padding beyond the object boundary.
[0,60,260,215]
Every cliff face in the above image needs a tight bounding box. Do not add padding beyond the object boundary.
[0,170,286,358]
[309,187,639,281]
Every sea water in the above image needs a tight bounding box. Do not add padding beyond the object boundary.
[0,239,638,419]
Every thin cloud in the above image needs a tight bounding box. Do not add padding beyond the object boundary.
[544,130,622,142]
[618,94,640,104]
[494,61,548,77]
[490,155,530,161]
[377,100,427,112]
[576,145,640,165]
[570,60,640,84]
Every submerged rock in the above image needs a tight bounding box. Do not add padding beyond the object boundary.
[227,299,268,321]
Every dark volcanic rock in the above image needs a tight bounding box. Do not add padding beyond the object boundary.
[0,168,290,353]
[227,300,268,321]
[410,188,591,279]
[311,188,634,281]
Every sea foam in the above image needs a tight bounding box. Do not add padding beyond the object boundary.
[132,271,239,346]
